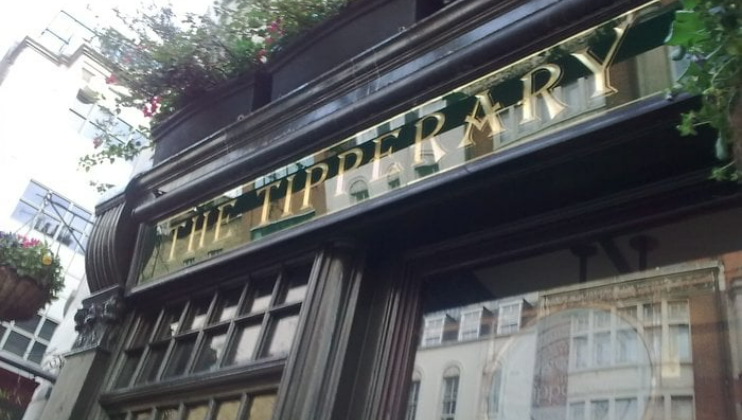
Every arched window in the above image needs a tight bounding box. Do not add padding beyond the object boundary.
[440,366,460,420]
[406,369,422,420]
[349,179,369,203]
[487,365,503,419]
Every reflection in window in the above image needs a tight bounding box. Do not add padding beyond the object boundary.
[349,179,370,203]
[458,310,483,341]
[440,368,459,420]
[406,380,420,420]
[10,181,93,253]
[113,264,310,389]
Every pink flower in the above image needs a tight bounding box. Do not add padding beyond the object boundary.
[265,36,274,45]
[105,74,118,85]
[93,137,103,148]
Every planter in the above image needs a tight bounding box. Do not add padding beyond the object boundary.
[0,266,49,321]
[268,0,418,100]
[151,71,271,164]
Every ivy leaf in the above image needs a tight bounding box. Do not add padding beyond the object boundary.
[666,11,706,46]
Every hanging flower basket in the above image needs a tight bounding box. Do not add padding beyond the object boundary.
[0,266,49,321]
[0,232,63,322]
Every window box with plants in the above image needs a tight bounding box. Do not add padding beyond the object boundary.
[0,232,63,321]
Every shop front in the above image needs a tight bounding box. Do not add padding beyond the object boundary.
[39,0,742,419]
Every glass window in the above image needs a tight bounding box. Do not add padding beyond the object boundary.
[226,323,261,365]
[3,331,30,357]
[404,226,736,420]
[264,315,299,358]
[112,263,311,399]
[215,399,241,420]
[27,342,46,364]
[14,315,41,334]
[458,310,482,341]
[406,380,420,420]
[440,373,459,420]
[497,302,521,335]
[11,181,93,253]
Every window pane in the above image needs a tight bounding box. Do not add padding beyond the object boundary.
[38,319,57,341]
[215,399,241,420]
[590,400,609,420]
[27,342,46,364]
[264,315,299,358]
[33,212,61,237]
[594,332,610,366]
[20,182,47,207]
[573,336,588,369]
[247,281,274,314]
[131,314,156,348]
[670,325,691,360]
[115,351,142,388]
[669,301,689,321]
[133,411,152,420]
[184,404,209,420]
[14,315,41,334]
[138,345,166,383]
[616,329,638,363]
[194,331,228,372]
[156,407,179,420]
[671,396,693,420]
[3,332,30,357]
[163,338,196,378]
[226,323,261,365]
[157,306,184,339]
[570,402,585,420]
[616,398,637,420]
[247,394,276,420]
[183,300,211,332]
[214,292,241,323]
[279,267,310,305]
[11,201,39,228]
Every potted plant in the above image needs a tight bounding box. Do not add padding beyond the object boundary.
[668,0,742,180]
[0,232,64,321]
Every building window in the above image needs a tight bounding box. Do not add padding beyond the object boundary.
[109,261,312,418]
[109,393,276,420]
[0,315,58,365]
[11,181,93,253]
[496,302,521,335]
[440,367,460,420]
[488,366,503,419]
[458,309,483,341]
[349,179,370,203]
[422,317,444,347]
[68,91,142,145]
[38,11,95,55]
[406,379,420,420]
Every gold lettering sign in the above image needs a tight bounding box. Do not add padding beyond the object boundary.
[138,2,677,283]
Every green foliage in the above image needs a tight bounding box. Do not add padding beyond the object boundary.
[668,0,742,180]
[0,232,64,303]
[81,0,350,174]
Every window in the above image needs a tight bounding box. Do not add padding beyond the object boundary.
[440,367,460,420]
[458,309,483,341]
[422,317,444,347]
[405,380,420,420]
[349,179,370,203]
[11,181,93,253]
[0,315,58,365]
[109,393,276,420]
[496,302,521,335]
[488,366,503,419]
[38,11,95,55]
[68,92,138,144]
[110,262,311,418]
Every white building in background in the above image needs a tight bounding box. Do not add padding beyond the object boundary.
[0,6,145,419]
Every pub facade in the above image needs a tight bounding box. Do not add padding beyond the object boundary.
[39,0,742,419]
